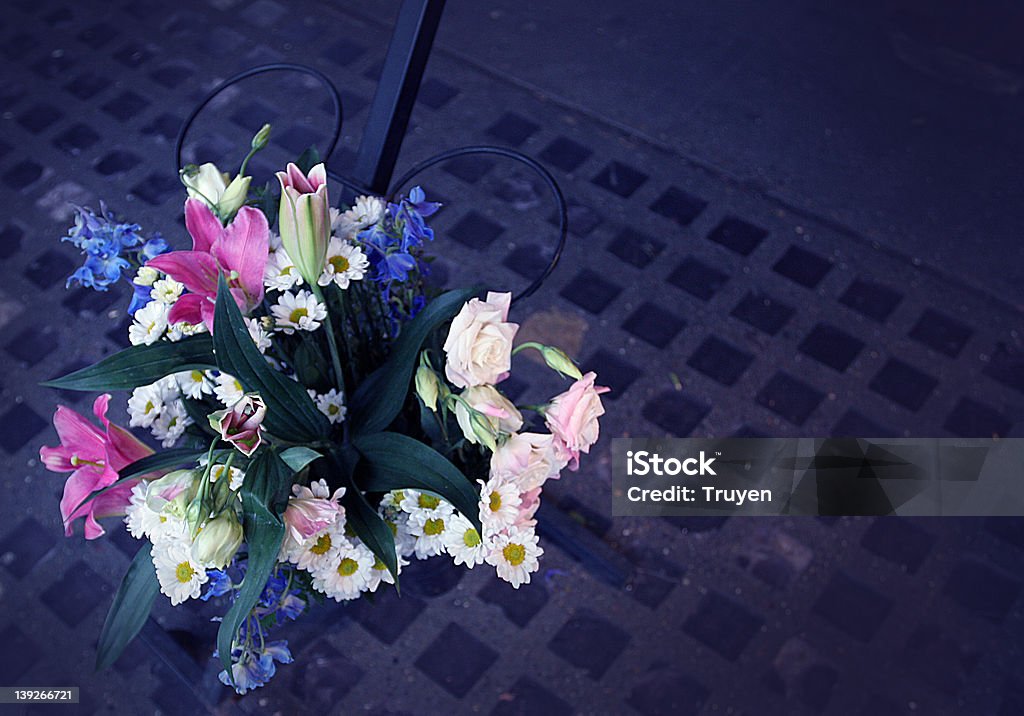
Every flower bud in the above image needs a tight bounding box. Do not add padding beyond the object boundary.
[192,512,244,569]
[276,162,330,285]
[209,393,266,457]
[415,365,443,411]
[540,345,583,380]
[454,400,499,452]
[181,163,228,208]
[145,469,198,513]
[217,174,252,221]
[251,123,272,151]
[135,266,159,286]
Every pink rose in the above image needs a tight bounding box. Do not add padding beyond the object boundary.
[490,432,561,492]
[209,393,266,456]
[443,292,518,388]
[545,372,609,471]
[40,394,154,539]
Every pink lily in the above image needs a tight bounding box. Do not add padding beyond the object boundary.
[40,394,154,539]
[208,393,266,457]
[147,199,269,331]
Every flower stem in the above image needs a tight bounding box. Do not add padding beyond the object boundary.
[310,283,346,397]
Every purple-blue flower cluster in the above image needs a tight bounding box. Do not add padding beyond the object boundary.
[204,558,308,695]
[62,203,168,312]
[358,186,440,284]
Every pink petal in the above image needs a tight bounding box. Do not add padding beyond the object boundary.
[91,393,111,430]
[107,424,153,471]
[167,293,207,326]
[307,163,327,190]
[59,467,103,537]
[51,405,105,460]
[212,206,269,305]
[285,163,314,194]
[184,198,223,253]
[91,480,138,519]
[39,445,73,472]
[147,251,219,296]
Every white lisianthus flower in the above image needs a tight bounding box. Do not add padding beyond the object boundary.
[311,539,375,602]
[443,512,487,568]
[152,400,191,447]
[264,246,303,292]
[128,300,169,346]
[151,277,184,305]
[271,290,327,334]
[332,195,384,237]
[153,539,208,605]
[309,388,347,424]
[318,237,369,289]
[407,505,454,559]
[175,369,212,400]
[486,525,542,588]
[213,373,245,407]
[478,476,521,534]
[442,292,518,388]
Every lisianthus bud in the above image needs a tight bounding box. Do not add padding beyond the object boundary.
[209,393,266,457]
[145,469,199,513]
[454,400,499,452]
[251,123,272,151]
[416,365,443,411]
[192,512,244,568]
[540,345,583,380]
[217,174,252,221]
[276,162,330,285]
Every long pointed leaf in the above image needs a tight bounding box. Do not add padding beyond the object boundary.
[96,542,160,671]
[212,273,329,442]
[42,335,216,392]
[216,448,292,679]
[349,288,476,435]
[353,432,481,532]
[331,447,399,583]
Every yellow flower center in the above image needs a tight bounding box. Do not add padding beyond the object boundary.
[310,533,332,555]
[337,557,359,576]
[329,255,351,273]
[373,556,386,571]
[418,494,440,510]
[503,543,526,566]
[289,307,309,324]
[463,528,481,548]
[190,370,204,382]
[489,491,502,512]
[145,400,155,413]
[175,561,195,583]
[328,404,340,415]
[423,518,445,536]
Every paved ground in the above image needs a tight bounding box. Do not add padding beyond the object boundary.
[0,0,1022,714]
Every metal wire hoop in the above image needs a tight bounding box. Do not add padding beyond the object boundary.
[174,63,344,173]
[387,145,569,304]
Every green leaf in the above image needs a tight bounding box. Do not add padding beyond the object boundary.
[331,447,399,583]
[292,339,328,389]
[349,288,477,435]
[96,542,160,671]
[280,446,322,473]
[216,448,292,679]
[296,146,321,175]
[354,432,481,532]
[213,274,329,442]
[66,447,206,523]
[42,335,215,392]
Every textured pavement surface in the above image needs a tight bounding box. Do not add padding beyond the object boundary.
[0,1,1023,714]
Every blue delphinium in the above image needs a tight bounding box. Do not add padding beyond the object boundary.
[62,203,169,314]
[357,185,440,285]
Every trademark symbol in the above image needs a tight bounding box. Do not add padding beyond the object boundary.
[715,452,722,456]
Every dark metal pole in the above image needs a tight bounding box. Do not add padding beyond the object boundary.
[349,0,447,197]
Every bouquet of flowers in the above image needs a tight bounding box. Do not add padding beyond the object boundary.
[38,125,608,694]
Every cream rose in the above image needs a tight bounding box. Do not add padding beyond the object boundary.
[490,432,561,491]
[443,292,518,388]
[545,372,609,470]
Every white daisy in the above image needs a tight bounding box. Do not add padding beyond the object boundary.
[245,317,272,353]
[366,548,407,592]
[127,383,166,428]
[380,513,417,559]
[486,525,543,588]
[311,539,375,602]
[213,373,245,406]
[128,300,169,346]
[264,247,303,292]
[318,237,369,289]
[153,539,208,605]
[175,369,212,400]
[380,489,413,513]
[443,513,487,568]
[271,290,327,334]
[478,475,521,533]
[125,482,162,539]
[134,266,159,286]
[292,525,341,572]
[210,464,244,492]
[152,400,191,447]
[332,195,384,237]
[407,507,454,559]
[151,277,184,304]
[311,388,347,424]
